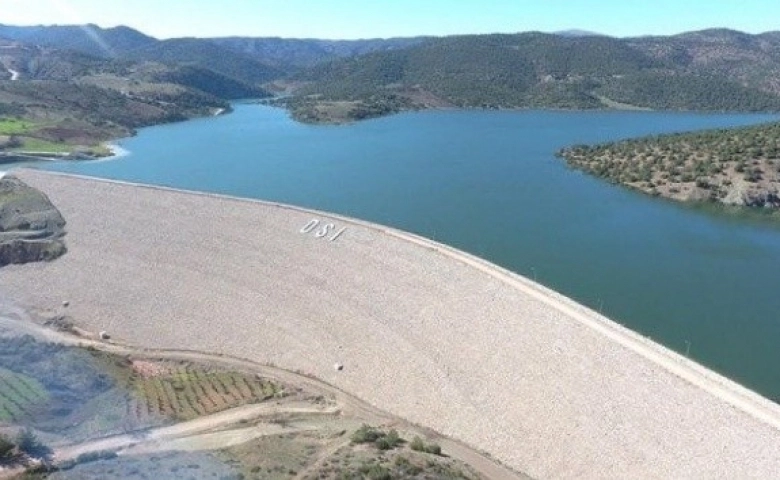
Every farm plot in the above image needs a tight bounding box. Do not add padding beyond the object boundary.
[0,366,49,422]
[127,363,282,423]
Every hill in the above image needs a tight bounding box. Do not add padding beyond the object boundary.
[210,36,427,68]
[0,24,287,86]
[557,121,780,212]
[0,23,422,79]
[285,30,780,123]
[628,29,780,96]
[5,24,780,131]
[0,23,157,58]
[12,24,780,126]
[0,38,269,156]
[123,37,284,85]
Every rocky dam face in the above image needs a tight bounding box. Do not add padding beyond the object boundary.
[0,174,67,266]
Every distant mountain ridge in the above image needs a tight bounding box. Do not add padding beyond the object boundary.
[0,24,157,57]
[210,36,429,68]
[0,23,427,75]
[4,23,780,126]
[282,28,780,122]
[553,29,606,37]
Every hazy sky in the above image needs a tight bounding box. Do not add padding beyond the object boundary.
[3,0,780,39]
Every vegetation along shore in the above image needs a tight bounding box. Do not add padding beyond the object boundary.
[557,121,780,213]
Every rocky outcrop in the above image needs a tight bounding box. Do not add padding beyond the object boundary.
[742,191,780,209]
[0,174,66,266]
[722,180,780,209]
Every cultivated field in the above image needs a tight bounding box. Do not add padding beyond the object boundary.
[0,367,48,422]
[2,169,780,478]
[125,361,281,422]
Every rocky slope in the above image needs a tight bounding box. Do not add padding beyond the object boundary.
[0,174,66,266]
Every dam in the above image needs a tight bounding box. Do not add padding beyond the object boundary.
[2,169,779,478]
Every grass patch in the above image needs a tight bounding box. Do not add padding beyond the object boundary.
[0,118,36,135]
[11,137,74,153]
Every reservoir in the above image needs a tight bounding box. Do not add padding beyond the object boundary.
[34,104,780,399]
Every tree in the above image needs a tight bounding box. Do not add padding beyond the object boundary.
[0,434,17,461]
[15,428,48,458]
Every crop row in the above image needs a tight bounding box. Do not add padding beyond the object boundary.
[0,367,49,422]
[127,366,279,421]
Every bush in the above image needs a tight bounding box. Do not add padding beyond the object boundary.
[351,424,383,444]
[75,450,118,464]
[0,434,16,460]
[410,436,426,452]
[409,436,442,455]
[359,463,391,480]
[384,429,402,448]
[15,428,49,458]
[375,437,392,450]
[352,425,403,450]
[425,443,442,455]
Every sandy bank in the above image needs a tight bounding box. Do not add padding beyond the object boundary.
[2,169,780,478]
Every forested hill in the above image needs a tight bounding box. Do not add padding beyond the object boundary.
[5,23,780,128]
[210,36,428,68]
[0,38,270,157]
[286,29,780,123]
[0,24,425,77]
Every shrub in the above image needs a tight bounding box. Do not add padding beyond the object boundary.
[375,437,392,450]
[410,436,442,455]
[361,463,391,480]
[0,434,16,460]
[352,425,404,450]
[351,424,383,444]
[425,443,442,455]
[410,436,426,452]
[16,429,41,455]
[75,450,118,464]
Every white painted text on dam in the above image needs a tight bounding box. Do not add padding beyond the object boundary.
[300,218,347,242]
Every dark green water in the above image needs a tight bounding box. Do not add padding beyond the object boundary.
[35,105,780,398]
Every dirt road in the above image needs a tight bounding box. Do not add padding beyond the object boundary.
[54,402,334,461]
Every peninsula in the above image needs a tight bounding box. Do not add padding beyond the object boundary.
[557,121,780,212]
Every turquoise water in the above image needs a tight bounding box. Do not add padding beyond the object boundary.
[37,105,780,398]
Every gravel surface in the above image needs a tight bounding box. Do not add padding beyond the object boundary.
[2,169,780,478]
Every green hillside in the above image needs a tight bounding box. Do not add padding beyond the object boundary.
[124,38,284,85]
[211,36,427,68]
[0,39,255,155]
[288,30,780,122]
[5,23,780,133]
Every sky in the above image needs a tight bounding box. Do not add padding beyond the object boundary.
[2,0,780,39]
